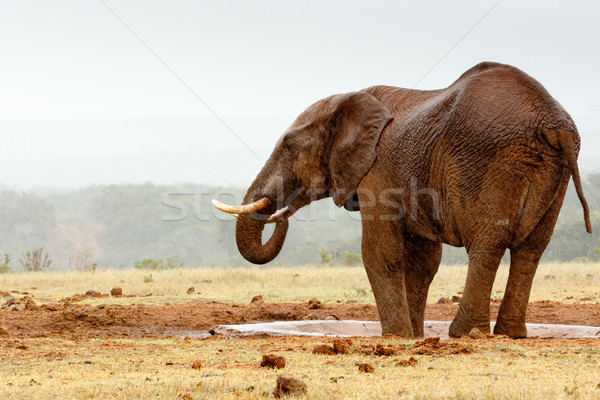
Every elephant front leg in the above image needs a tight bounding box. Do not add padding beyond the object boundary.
[449,247,504,337]
[363,256,414,337]
[404,237,442,337]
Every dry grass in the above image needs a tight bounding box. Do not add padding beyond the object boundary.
[1,336,599,399]
[0,262,598,305]
[1,263,599,399]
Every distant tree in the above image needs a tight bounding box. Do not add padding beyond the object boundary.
[19,248,52,272]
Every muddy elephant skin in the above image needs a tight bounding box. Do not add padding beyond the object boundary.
[221,62,591,338]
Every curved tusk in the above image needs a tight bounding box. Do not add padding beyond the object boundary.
[265,206,295,223]
[229,205,295,223]
[212,197,270,215]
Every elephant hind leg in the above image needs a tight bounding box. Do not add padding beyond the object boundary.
[495,189,566,338]
[404,237,442,337]
[449,244,505,338]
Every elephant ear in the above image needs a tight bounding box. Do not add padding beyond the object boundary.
[328,92,393,207]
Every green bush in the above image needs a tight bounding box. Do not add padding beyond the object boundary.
[0,254,11,273]
[343,250,362,266]
[133,257,182,270]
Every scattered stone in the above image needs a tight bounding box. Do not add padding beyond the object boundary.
[580,296,595,302]
[191,360,203,369]
[0,291,10,297]
[332,338,352,355]
[325,315,340,321]
[5,297,17,306]
[260,354,286,369]
[273,376,307,399]
[437,297,452,304]
[85,290,102,297]
[179,394,193,400]
[24,297,39,311]
[451,295,462,303]
[251,295,264,304]
[304,313,319,320]
[312,345,336,355]
[165,362,174,366]
[308,298,323,309]
[357,363,375,373]
[110,287,123,296]
[396,357,418,367]
[346,300,357,304]
[186,287,195,295]
[8,304,25,312]
[330,376,344,383]
[468,328,485,339]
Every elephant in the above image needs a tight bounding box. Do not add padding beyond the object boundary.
[213,61,591,338]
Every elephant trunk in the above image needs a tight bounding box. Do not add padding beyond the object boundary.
[235,200,289,264]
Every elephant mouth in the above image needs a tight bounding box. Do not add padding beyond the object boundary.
[212,197,297,223]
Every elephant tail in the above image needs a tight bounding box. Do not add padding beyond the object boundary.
[544,128,592,233]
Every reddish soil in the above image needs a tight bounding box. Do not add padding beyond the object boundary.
[1,299,599,339]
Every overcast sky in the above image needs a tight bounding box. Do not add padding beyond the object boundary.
[0,0,599,189]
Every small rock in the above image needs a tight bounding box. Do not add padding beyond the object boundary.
[346,300,357,304]
[85,290,98,297]
[312,345,336,355]
[260,354,286,369]
[437,297,452,304]
[304,313,319,320]
[110,287,123,296]
[308,298,323,309]
[451,295,462,303]
[357,363,375,373]
[273,376,307,399]
[330,376,344,383]
[396,357,418,367]
[0,291,10,297]
[186,287,195,295]
[325,315,339,321]
[580,296,594,302]
[8,304,25,312]
[6,297,17,306]
[332,339,352,355]
[251,295,264,304]
[191,360,203,369]
[24,298,39,311]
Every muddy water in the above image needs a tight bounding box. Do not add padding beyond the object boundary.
[202,320,600,339]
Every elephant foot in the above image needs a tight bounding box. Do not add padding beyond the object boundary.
[493,318,527,339]
[448,309,491,338]
[381,320,415,338]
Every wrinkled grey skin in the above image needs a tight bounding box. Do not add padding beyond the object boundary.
[233,62,591,338]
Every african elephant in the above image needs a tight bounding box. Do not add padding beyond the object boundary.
[213,62,591,338]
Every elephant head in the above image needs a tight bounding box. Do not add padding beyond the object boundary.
[213,92,393,264]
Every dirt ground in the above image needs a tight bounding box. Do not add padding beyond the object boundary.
[2,297,599,339]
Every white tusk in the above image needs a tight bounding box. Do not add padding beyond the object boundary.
[229,205,294,223]
[211,197,269,215]
[265,206,294,223]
